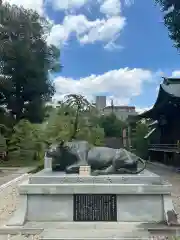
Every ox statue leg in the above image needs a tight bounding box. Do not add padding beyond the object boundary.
[92,165,115,175]
[65,163,80,174]
[66,162,88,174]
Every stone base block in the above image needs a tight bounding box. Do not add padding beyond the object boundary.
[6,170,178,227]
[25,194,164,222]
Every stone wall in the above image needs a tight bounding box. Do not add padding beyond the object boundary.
[0,174,29,226]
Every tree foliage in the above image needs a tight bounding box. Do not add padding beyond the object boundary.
[7,120,45,162]
[155,0,180,11]
[155,0,180,49]
[64,94,93,139]
[44,99,104,146]
[0,3,61,123]
[98,113,126,137]
[132,121,149,159]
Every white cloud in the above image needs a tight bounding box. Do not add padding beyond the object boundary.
[5,0,128,50]
[124,0,134,6]
[172,70,180,77]
[45,0,126,49]
[53,68,153,105]
[47,15,125,47]
[47,24,68,47]
[47,0,90,11]
[104,42,123,51]
[135,106,152,114]
[104,34,124,51]
[80,16,125,44]
[100,0,121,16]
[48,0,133,13]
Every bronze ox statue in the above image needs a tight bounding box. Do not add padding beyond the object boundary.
[46,140,146,175]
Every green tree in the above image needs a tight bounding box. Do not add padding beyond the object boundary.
[0,124,9,154]
[98,113,126,137]
[44,104,74,144]
[133,121,149,159]
[64,94,93,140]
[7,119,45,163]
[155,0,180,49]
[0,3,61,123]
[44,97,104,146]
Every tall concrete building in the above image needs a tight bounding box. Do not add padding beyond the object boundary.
[95,96,106,110]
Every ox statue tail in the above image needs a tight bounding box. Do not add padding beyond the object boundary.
[126,155,147,174]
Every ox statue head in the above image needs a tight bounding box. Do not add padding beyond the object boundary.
[46,140,90,171]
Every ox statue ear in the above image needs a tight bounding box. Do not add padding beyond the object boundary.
[59,140,65,147]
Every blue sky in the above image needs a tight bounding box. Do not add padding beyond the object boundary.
[8,0,180,112]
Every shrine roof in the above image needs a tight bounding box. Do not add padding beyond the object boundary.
[161,77,180,97]
[138,77,180,120]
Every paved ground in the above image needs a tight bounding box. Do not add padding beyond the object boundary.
[147,162,180,219]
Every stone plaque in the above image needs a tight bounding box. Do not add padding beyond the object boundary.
[73,194,117,221]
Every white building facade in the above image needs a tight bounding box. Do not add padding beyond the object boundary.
[95,96,137,121]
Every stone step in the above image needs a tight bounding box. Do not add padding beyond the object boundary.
[0,234,174,240]
[1,222,179,239]
[39,228,150,240]
[24,221,180,231]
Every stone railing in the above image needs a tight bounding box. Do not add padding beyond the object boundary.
[0,173,29,226]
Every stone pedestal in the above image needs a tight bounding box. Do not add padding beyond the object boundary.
[6,169,177,227]
[44,154,52,169]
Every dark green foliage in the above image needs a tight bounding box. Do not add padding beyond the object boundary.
[0,123,10,154]
[0,3,62,165]
[155,0,180,49]
[155,0,180,11]
[0,134,7,152]
[0,108,15,129]
[98,113,126,137]
[0,3,61,123]
[7,119,45,162]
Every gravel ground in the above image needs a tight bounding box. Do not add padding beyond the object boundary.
[0,168,35,187]
[0,169,20,186]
